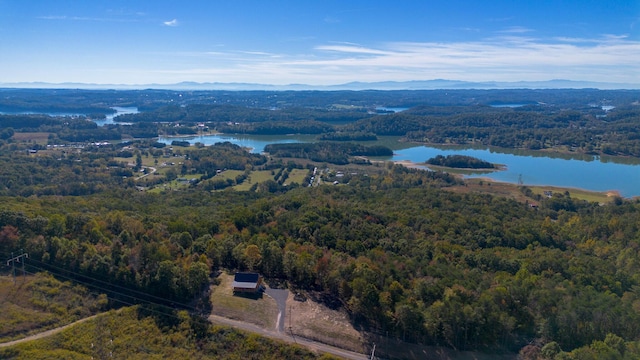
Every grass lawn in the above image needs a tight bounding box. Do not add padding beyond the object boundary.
[285,169,308,186]
[210,272,278,329]
[528,185,615,204]
[450,178,614,204]
[232,170,275,191]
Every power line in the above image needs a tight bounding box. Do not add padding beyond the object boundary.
[19,267,195,325]
[25,262,188,312]
[6,250,28,284]
[27,258,203,312]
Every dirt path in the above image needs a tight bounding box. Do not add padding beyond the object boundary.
[0,310,368,359]
[208,314,368,360]
[0,315,98,348]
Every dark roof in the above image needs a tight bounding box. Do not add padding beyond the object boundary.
[234,272,260,283]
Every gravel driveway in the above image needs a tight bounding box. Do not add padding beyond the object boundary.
[264,287,288,332]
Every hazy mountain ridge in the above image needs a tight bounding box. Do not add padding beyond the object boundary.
[1,79,638,91]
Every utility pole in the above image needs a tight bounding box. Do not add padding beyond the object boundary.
[288,305,296,344]
[6,251,29,284]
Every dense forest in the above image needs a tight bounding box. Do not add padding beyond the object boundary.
[264,142,393,165]
[1,88,640,359]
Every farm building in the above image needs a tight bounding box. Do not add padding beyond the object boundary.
[232,272,263,293]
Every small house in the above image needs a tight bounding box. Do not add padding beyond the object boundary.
[232,272,263,293]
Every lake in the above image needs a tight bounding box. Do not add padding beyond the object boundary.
[0,107,139,126]
[158,133,640,198]
[389,146,640,197]
[158,134,316,153]
[93,107,138,126]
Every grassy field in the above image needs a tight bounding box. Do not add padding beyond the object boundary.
[527,185,616,203]
[210,272,278,329]
[232,170,275,191]
[450,178,615,204]
[11,132,51,145]
[286,168,309,185]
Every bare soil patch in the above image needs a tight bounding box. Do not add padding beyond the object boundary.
[287,291,365,354]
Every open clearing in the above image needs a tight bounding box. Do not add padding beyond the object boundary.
[287,292,365,354]
[11,132,51,144]
[447,177,615,204]
[209,272,278,329]
[286,168,309,185]
[0,274,105,344]
[231,170,273,191]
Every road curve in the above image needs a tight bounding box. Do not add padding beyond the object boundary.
[208,314,369,360]
[0,312,369,359]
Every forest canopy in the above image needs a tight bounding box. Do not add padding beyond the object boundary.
[1,88,640,358]
[426,154,496,169]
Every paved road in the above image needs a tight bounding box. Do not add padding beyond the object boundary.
[135,166,156,180]
[208,314,368,360]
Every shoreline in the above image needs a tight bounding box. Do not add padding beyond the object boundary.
[392,159,624,200]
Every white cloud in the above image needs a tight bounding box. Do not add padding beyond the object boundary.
[13,33,639,86]
[498,26,534,34]
[163,19,179,27]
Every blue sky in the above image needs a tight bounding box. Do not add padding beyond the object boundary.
[1,0,639,86]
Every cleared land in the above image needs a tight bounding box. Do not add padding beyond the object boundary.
[448,177,615,204]
[209,272,278,329]
[287,292,365,354]
[11,132,51,144]
[0,274,106,343]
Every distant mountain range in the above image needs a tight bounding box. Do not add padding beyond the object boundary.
[1,79,639,90]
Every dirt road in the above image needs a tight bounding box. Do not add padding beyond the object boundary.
[0,311,368,359]
[208,314,369,360]
[0,315,97,348]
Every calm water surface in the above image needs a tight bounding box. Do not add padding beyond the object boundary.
[1,106,138,124]
[158,133,640,197]
[390,146,640,197]
[93,107,138,126]
[158,134,316,153]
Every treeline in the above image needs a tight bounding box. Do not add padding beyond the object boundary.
[426,154,495,169]
[317,132,377,141]
[117,104,371,125]
[216,120,333,135]
[264,142,393,164]
[344,106,640,157]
